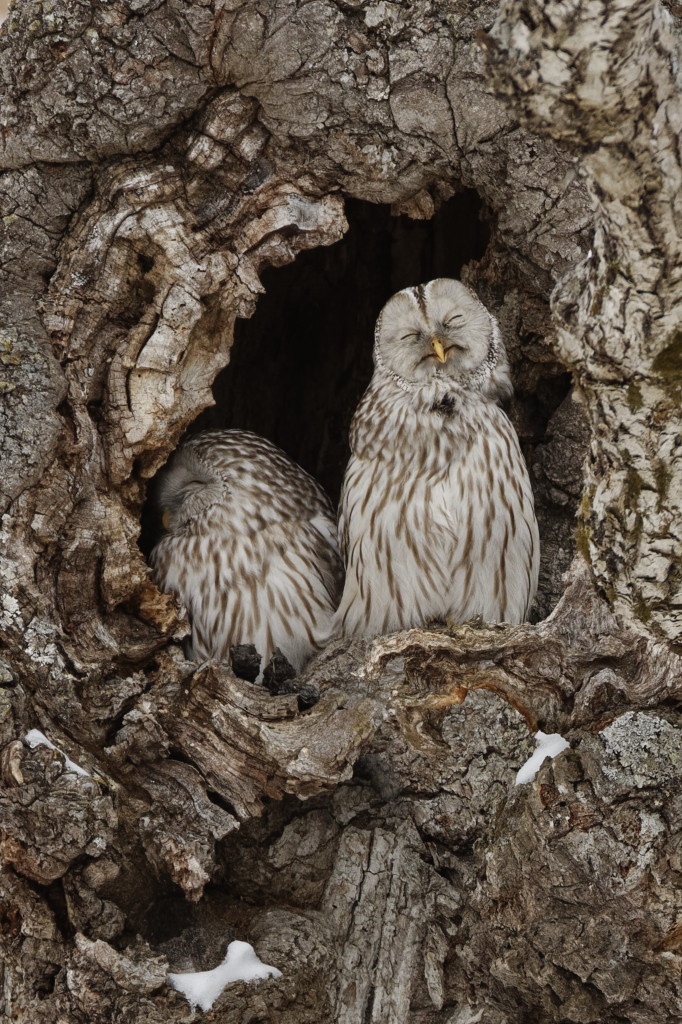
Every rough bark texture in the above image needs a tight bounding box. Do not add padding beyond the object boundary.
[0,2,680,1023]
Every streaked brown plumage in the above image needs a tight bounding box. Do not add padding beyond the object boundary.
[334,278,539,638]
[150,429,343,678]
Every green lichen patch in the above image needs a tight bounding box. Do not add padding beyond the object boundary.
[624,466,643,506]
[576,521,591,562]
[0,334,21,367]
[605,260,622,285]
[589,285,606,317]
[626,381,643,411]
[652,330,682,380]
[633,595,652,624]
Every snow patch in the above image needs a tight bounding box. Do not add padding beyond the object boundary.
[515,731,570,785]
[24,729,90,777]
[167,941,282,1012]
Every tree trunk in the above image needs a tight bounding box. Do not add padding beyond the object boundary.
[1,2,680,1022]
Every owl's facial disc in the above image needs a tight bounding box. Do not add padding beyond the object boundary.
[376,279,496,387]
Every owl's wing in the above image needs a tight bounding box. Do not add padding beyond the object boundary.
[435,407,539,623]
[151,506,342,674]
[337,451,365,567]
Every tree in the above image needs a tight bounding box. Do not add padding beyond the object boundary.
[1,1,680,1021]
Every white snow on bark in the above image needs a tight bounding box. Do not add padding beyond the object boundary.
[167,940,282,1012]
[515,731,570,785]
[24,729,90,777]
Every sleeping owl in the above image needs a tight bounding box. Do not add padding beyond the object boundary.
[150,429,343,679]
[334,278,539,638]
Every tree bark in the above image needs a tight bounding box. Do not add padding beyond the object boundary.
[0,2,680,1023]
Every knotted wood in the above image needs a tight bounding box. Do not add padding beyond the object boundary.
[1,2,681,1022]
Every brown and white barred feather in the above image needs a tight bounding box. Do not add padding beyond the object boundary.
[150,430,343,678]
[335,278,539,638]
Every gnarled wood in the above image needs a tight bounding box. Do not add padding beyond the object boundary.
[1,2,681,1022]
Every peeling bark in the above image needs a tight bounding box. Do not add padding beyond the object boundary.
[1,2,681,1022]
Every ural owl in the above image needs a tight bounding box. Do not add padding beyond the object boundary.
[150,430,343,678]
[335,278,539,638]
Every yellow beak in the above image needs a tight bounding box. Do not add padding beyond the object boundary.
[431,337,447,363]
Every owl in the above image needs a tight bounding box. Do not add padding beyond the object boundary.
[334,278,539,639]
[150,429,343,679]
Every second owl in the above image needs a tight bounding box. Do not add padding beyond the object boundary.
[334,278,539,638]
[150,430,343,680]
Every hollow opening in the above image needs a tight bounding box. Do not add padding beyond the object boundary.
[192,191,491,503]
[141,190,586,626]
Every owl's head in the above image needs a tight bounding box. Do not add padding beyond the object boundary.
[156,445,224,533]
[373,278,512,401]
